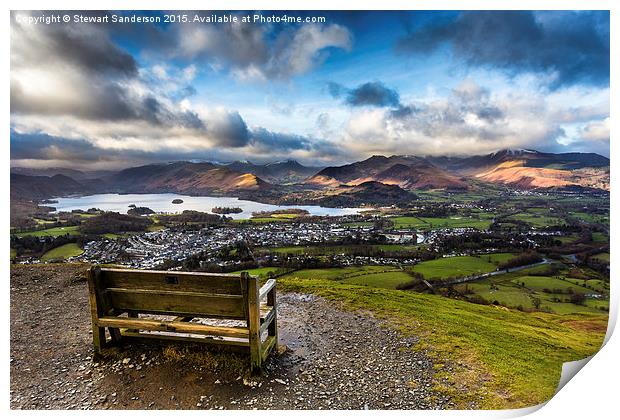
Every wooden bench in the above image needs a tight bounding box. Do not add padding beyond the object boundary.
[87,266,278,371]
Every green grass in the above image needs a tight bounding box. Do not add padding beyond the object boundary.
[15,225,80,238]
[265,244,420,256]
[591,252,609,262]
[41,243,84,261]
[510,213,563,227]
[468,283,534,308]
[230,267,282,278]
[283,266,389,281]
[33,218,56,225]
[340,270,414,289]
[281,265,413,289]
[277,277,607,408]
[390,215,493,230]
[479,252,516,265]
[512,276,590,294]
[592,232,608,243]
[10,248,16,259]
[147,224,165,232]
[412,256,498,279]
[390,216,428,228]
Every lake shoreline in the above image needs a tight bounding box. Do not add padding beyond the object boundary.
[50,193,368,220]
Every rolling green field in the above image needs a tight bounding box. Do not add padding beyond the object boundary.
[513,276,590,294]
[461,269,609,315]
[278,276,607,408]
[41,243,84,261]
[265,244,420,255]
[230,266,282,278]
[411,254,511,279]
[592,232,608,243]
[591,252,610,262]
[509,213,563,227]
[281,265,413,289]
[390,215,493,230]
[15,225,80,238]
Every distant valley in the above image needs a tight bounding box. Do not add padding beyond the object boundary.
[10,149,610,209]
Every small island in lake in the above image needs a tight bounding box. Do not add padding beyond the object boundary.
[127,206,154,216]
[212,206,243,214]
[172,199,184,204]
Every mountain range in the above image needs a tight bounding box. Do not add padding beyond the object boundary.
[10,149,610,206]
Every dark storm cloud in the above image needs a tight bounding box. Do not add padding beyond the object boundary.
[328,81,402,108]
[11,12,209,132]
[250,127,313,151]
[12,11,137,77]
[11,131,105,162]
[397,11,609,88]
[209,111,251,148]
[346,82,400,107]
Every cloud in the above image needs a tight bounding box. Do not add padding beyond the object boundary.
[175,16,352,81]
[11,11,137,77]
[346,82,400,108]
[335,79,607,158]
[11,13,205,132]
[579,118,609,142]
[207,110,250,147]
[397,11,609,88]
[250,127,313,152]
[329,81,402,108]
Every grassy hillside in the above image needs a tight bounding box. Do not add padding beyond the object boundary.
[411,255,506,279]
[41,243,84,261]
[278,276,607,409]
[15,225,80,238]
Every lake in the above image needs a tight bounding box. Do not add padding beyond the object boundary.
[51,193,367,219]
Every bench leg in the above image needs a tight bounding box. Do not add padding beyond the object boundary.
[92,325,106,355]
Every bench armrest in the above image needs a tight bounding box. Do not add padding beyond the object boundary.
[259,278,277,302]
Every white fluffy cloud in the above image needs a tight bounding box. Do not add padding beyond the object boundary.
[334,80,609,158]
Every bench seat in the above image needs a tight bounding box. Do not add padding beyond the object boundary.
[87,266,278,371]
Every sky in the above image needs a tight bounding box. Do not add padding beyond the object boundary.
[10,10,610,170]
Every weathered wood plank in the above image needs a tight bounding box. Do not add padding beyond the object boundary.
[259,308,276,336]
[258,278,276,302]
[267,284,278,345]
[246,273,262,371]
[105,288,246,319]
[120,330,250,350]
[87,267,107,353]
[261,335,277,362]
[100,268,243,295]
[98,316,249,338]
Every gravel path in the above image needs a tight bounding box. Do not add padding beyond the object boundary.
[10,263,457,410]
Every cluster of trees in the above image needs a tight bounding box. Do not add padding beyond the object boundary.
[435,232,535,253]
[80,212,152,234]
[127,206,154,216]
[497,251,543,270]
[402,206,457,218]
[212,206,243,214]
[10,233,98,258]
[158,210,226,226]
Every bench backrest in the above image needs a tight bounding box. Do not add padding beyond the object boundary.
[90,267,257,320]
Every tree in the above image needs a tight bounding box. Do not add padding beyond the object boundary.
[570,293,586,305]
